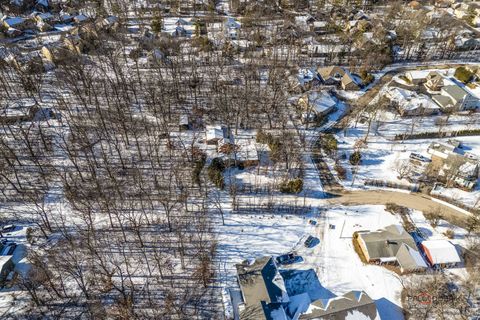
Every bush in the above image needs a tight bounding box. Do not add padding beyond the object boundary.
[279,178,303,194]
[394,128,480,140]
[349,151,362,166]
[207,158,225,189]
[359,70,375,86]
[334,164,346,180]
[424,210,441,228]
[151,16,163,33]
[321,134,338,155]
[454,66,474,84]
[256,130,275,145]
[443,229,455,239]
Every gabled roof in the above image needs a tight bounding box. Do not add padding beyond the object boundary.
[236,256,287,306]
[442,85,469,102]
[421,240,461,265]
[300,290,378,319]
[3,17,25,27]
[396,243,428,271]
[357,224,417,260]
[317,66,345,82]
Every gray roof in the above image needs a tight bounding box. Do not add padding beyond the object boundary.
[432,95,454,109]
[442,85,468,102]
[236,257,286,314]
[358,225,416,260]
[300,290,378,319]
[396,244,428,271]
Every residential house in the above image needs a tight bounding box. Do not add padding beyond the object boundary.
[405,70,429,85]
[342,72,361,90]
[312,21,329,34]
[41,43,74,64]
[450,154,479,189]
[424,71,445,91]
[297,91,337,120]
[318,66,346,85]
[235,256,379,320]
[0,256,14,286]
[100,16,119,30]
[317,66,361,90]
[34,12,55,24]
[206,125,230,145]
[299,291,378,320]
[73,14,90,24]
[420,240,461,268]
[432,84,479,111]
[355,224,427,273]
[385,87,440,116]
[0,99,38,124]
[2,17,35,31]
[236,256,289,319]
[427,140,479,189]
[427,140,461,160]
[6,51,44,74]
[225,17,241,40]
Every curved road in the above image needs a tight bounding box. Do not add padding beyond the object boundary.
[323,190,473,227]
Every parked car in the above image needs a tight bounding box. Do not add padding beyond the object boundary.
[276,252,301,265]
[0,242,16,255]
[304,235,319,248]
[1,225,15,233]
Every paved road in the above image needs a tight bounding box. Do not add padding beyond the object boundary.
[325,190,473,227]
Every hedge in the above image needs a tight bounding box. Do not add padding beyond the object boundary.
[394,128,480,140]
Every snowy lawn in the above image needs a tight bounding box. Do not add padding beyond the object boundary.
[217,205,407,320]
[332,124,480,196]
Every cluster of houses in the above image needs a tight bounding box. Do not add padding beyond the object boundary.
[235,256,378,320]
[427,139,479,190]
[355,224,462,273]
[0,10,108,38]
[0,14,119,72]
[449,0,480,27]
[386,69,479,116]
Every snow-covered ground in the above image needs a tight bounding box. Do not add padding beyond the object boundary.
[217,205,407,320]
[332,122,480,195]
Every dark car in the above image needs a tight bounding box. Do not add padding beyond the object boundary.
[276,252,301,265]
[0,242,16,255]
[2,225,15,233]
[304,235,319,248]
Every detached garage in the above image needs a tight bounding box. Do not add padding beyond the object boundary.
[420,240,462,268]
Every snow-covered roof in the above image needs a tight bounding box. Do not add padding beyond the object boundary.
[74,14,89,22]
[305,91,336,114]
[206,125,225,141]
[406,70,430,80]
[36,0,48,7]
[226,17,241,29]
[37,12,53,20]
[3,17,25,27]
[421,240,461,265]
[386,87,439,111]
